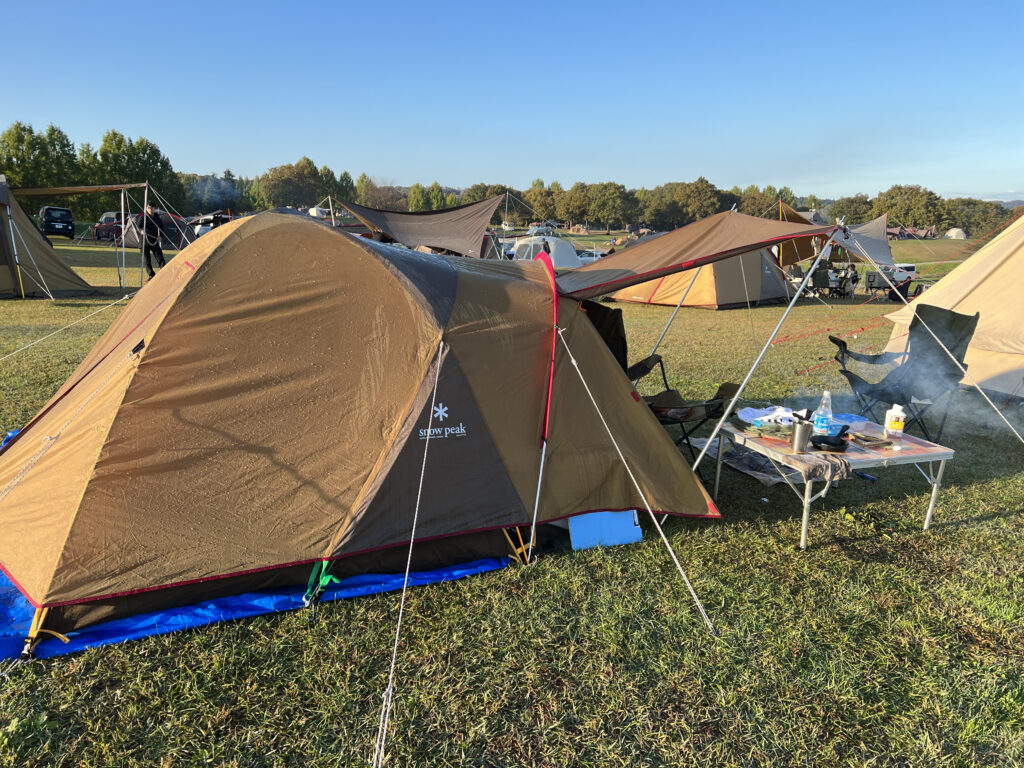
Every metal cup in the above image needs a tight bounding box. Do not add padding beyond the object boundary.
[791,420,813,453]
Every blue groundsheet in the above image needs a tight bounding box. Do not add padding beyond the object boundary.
[0,557,509,660]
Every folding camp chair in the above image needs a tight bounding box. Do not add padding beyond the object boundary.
[828,304,979,443]
[810,268,830,297]
[627,353,739,479]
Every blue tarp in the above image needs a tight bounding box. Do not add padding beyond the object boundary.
[0,557,509,660]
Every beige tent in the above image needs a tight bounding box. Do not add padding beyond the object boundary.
[0,175,93,298]
[609,248,788,309]
[884,213,1024,398]
[0,213,716,640]
[945,227,967,239]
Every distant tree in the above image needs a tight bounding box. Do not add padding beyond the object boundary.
[461,183,490,205]
[407,182,428,212]
[804,193,823,210]
[355,173,376,206]
[941,198,1008,237]
[336,171,355,201]
[829,193,872,225]
[871,184,942,228]
[318,165,339,203]
[260,158,321,208]
[524,183,555,221]
[776,186,797,207]
[674,176,722,222]
[445,192,458,207]
[427,181,445,210]
[239,176,266,211]
[587,182,630,232]
[738,185,777,217]
[0,122,76,188]
[556,182,590,226]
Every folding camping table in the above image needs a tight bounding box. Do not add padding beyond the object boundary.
[712,422,954,549]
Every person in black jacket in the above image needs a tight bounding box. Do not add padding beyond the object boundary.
[138,202,165,279]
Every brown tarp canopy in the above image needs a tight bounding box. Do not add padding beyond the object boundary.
[556,210,835,300]
[1,175,93,298]
[336,195,503,257]
[0,213,716,635]
[11,182,148,195]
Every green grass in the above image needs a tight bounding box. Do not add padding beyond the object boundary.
[0,269,1022,766]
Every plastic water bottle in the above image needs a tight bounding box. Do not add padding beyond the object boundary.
[812,390,833,435]
[884,404,906,441]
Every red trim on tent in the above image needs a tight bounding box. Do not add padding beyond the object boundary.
[0,560,41,608]
[535,252,558,441]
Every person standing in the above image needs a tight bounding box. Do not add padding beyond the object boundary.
[138,202,165,280]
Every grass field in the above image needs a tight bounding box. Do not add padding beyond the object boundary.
[1,253,1022,766]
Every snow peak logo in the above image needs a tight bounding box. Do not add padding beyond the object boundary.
[418,403,468,440]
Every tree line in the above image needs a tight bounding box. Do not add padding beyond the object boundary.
[0,122,1015,237]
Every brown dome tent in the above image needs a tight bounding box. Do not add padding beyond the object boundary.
[0,213,715,645]
[0,175,93,298]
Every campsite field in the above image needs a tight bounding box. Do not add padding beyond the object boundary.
[1,258,1022,766]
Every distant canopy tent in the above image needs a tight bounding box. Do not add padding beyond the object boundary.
[609,248,788,309]
[120,209,195,249]
[0,213,716,650]
[335,195,504,258]
[884,213,1024,399]
[0,175,94,298]
[773,201,893,267]
[555,209,835,301]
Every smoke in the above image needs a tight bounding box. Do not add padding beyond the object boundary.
[187,175,239,213]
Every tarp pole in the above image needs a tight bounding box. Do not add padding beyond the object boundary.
[5,207,26,298]
[692,234,838,471]
[328,195,336,227]
[118,188,125,289]
[649,265,703,359]
[141,184,148,287]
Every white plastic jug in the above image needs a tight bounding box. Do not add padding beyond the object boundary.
[884,404,906,441]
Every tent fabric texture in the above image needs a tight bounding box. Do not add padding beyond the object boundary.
[335,195,503,258]
[884,213,1024,398]
[512,236,583,269]
[609,248,788,309]
[0,213,717,646]
[555,209,834,300]
[0,175,93,298]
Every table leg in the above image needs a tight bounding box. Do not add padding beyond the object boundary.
[800,480,814,550]
[713,432,725,501]
[923,459,947,531]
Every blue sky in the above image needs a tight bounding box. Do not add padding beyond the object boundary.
[4,1,1022,200]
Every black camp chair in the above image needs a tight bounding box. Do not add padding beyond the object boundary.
[627,354,739,479]
[810,268,830,297]
[828,304,979,443]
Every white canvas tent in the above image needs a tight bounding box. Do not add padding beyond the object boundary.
[885,214,1024,398]
[513,236,582,269]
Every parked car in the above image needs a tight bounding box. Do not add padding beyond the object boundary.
[92,211,125,241]
[38,206,75,239]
